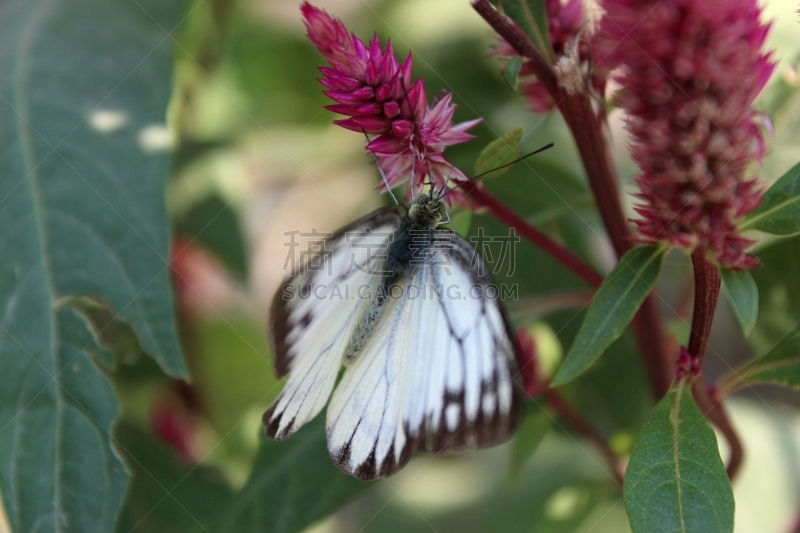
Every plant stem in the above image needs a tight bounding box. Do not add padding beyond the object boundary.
[542,388,623,486]
[462,182,603,287]
[471,0,673,398]
[688,250,744,480]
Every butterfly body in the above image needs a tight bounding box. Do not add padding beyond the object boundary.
[265,193,523,480]
[346,195,445,362]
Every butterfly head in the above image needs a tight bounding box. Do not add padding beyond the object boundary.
[408,193,446,229]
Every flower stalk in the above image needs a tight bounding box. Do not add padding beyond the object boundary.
[687,250,743,479]
[472,0,673,398]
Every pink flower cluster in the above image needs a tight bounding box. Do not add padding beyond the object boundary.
[491,0,589,112]
[302,3,480,198]
[595,0,774,269]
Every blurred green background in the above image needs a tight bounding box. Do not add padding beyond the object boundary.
[6,0,794,532]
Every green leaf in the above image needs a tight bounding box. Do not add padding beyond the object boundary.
[509,405,552,475]
[624,382,734,533]
[740,161,800,235]
[117,417,373,532]
[214,421,373,532]
[175,194,249,280]
[0,1,187,531]
[492,0,552,61]
[503,56,523,90]
[115,422,237,533]
[721,268,758,336]
[721,325,800,394]
[551,245,666,386]
[475,127,523,180]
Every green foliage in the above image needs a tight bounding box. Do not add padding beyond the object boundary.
[722,326,800,394]
[359,435,616,533]
[552,245,666,386]
[117,418,371,533]
[175,194,249,280]
[0,1,186,532]
[741,161,800,235]
[509,403,553,474]
[624,383,734,533]
[475,128,524,180]
[721,268,759,336]
[2,0,799,531]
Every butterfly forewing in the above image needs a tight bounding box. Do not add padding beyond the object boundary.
[264,206,406,440]
[325,229,523,480]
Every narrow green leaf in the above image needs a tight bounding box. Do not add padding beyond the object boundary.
[509,405,552,475]
[721,268,758,335]
[740,161,800,235]
[624,383,734,533]
[0,1,187,531]
[721,325,800,394]
[493,0,553,60]
[175,194,249,280]
[504,56,523,90]
[475,127,523,180]
[551,245,666,386]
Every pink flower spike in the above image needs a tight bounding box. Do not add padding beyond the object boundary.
[596,0,776,269]
[302,3,480,200]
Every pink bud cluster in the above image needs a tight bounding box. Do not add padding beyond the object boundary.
[595,0,775,269]
[301,3,481,198]
[676,347,701,378]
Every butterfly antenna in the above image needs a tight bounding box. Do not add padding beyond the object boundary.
[363,130,400,205]
[472,142,555,181]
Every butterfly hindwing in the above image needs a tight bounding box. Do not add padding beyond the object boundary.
[325,229,523,479]
[264,206,406,440]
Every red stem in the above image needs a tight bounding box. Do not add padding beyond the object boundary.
[688,250,744,480]
[471,0,673,398]
[462,182,603,287]
[789,508,800,533]
[543,388,623,487]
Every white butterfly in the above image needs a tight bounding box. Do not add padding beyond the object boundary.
[263,191,524,480]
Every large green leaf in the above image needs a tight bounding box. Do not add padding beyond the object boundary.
[117,417,373,533]
[551,245,666,386]
[624,383,734,533]
[721,268,759,336]
[0,0,187,531]
[740,161,800,235]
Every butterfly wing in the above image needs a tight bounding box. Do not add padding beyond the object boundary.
[326,229,523,479]
[264,206,406,440]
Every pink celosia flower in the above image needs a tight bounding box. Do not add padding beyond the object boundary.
[301,3,480,199]
[595,0,775,269]
[491,0,592,112]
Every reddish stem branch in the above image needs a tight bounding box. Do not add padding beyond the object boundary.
[688,250,744,480]
[462,182,604,287]
[543,388,623,487]
[789,508,800,533]
[471,0,673,398]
